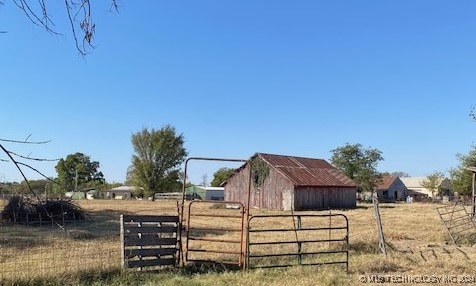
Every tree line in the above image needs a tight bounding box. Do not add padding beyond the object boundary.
[3,123,476,198]
[0,125,187,198]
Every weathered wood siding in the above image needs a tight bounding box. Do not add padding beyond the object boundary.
[225,163,251,204]
[225,161,357,210]
[224,163,293,210]
[294,187,357,210]
[377,178,408,202]
[258,165,294,210]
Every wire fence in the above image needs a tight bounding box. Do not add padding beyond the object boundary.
[0,198,121,283]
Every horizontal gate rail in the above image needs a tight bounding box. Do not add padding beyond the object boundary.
[250,238,347,245]
[121,215,180,271]
[437,201,476,246]
[247,213,349,271]
[185,200,246,267]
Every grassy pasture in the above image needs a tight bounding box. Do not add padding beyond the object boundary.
[1,199,476,285]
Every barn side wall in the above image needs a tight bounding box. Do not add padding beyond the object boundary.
[258,165,294,210]
[294,187,357,210]
[389,179,408,201]
[224,162,294,210]
[224,164,251,205]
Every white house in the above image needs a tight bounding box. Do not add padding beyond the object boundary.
[400,177,451,198]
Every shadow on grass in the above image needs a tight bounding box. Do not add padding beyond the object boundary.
[348,240,381,254]
[179,261,242,274]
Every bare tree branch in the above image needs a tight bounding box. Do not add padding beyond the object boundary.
[0,141,66,231]
[13,0,60,35]
[10,151,60,162]
[0,137,51,144]
[16,161,58,183]
[10,0,118,55]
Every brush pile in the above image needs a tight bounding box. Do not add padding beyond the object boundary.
[1,195,90,224]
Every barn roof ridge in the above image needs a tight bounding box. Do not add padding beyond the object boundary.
[254,152,356,187]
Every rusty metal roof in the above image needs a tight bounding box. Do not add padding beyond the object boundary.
[375,175,398,190]
[257,153,356,187]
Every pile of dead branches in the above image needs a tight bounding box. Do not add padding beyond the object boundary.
[1,195,90,224]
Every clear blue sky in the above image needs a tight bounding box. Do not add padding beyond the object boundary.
[1,1,475,185]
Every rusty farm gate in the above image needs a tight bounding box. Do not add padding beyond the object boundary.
[246,213,349,271]
[184,200,246,267]
[121,215,180,270]
[436,201,476,246]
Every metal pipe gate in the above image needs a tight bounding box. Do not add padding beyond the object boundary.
[185,200,246,266]
[246,213,349,271]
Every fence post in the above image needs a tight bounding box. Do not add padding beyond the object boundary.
[120,215,125,269]
[328,208,332,247]
[297,215,302,265]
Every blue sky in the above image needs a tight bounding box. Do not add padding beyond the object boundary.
[1,1,475,185]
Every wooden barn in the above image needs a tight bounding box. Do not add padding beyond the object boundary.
[224,153,357,211]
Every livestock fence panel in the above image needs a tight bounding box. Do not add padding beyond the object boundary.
[185,200,246,267]
[436,201,476,246]
[0,210,120,282]
[246,213,349,271]
[121,215,180,270]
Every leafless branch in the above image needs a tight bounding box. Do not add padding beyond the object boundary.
[13,0,59,35]
[0,137,51,144]
[12,0,118,55]
[16,161,58,183]
[110,0,119,13]
[0,141,66,232]
[10,151,60,162]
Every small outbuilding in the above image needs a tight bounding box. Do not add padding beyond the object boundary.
[102,186,137,200]
[375,175,408,202]
[224,153,357,211]
[185,186,225,201]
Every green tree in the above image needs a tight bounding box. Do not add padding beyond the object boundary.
[421,171,445,198]
[210,167,236,187]
[330,143,384,193]
[54,152,105,194]
[127,125,187,197]
[16,179,52,195]
[450,145,476,196]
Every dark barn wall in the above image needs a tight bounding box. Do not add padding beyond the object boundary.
[294,187,357,210]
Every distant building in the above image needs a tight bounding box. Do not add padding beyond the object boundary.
[65,188,98,200]
[102,186,138,199]
[400,177,451,198]
[224,153,357,211]
[185,186,224,200]
[375,176,408,202]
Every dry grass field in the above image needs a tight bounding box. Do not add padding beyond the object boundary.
[1,199,476,285]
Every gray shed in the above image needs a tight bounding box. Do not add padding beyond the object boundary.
[224,153,357,211]
[375,175,408,202]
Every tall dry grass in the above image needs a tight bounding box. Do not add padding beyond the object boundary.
[1,199,476,285]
